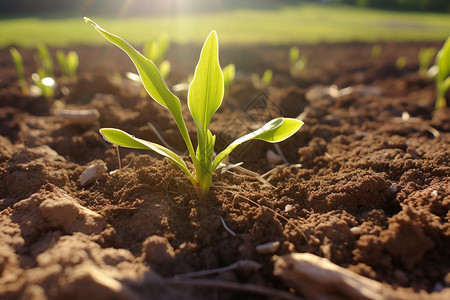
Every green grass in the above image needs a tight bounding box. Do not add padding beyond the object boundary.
[1,3,449,47]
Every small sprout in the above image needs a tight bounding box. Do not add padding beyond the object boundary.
[261,69,273,85]
[143,31,171,79]
[57,50,79,79]
[370,44,382,59]
[395,56,407,70]
[159,60,171,80]
[223,63,235,95]
[85,18,304,196]
[31,72,56,98]
[9,47,29,94]
[252,69,273,89]
[418,47,436,78]
[432,36,450,109]
[36,43,54,77]
[289,46,307,76]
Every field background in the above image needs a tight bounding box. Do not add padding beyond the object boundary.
[1,1,449,47]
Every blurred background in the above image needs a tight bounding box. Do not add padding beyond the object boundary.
[0,0,449,47]
[1,0,449,17]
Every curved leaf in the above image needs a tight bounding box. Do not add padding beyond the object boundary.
[99,128,196,185]
[85,17,196,160]
[212,118,303,170]
[188,30,224,137]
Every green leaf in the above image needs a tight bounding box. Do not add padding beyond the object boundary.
[66,51,79,77]
[99,128,196,184]
[223,63,235,93]
[261,69,273,86]
[212,117,304,170]
[290,46,299,66]
[56,50,68,76]
[85,17,196,161]
[159,60,171,79]
[437,36,450,81]
[188,30,224,138]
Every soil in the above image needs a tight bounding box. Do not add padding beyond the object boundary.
[0,41,449,299]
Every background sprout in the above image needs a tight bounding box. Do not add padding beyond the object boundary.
[85,18,303,196]
[9,47,29,94]
[143,31,171,79]
[222,63,235,95]
[36,43,54,78]
[370,44,382,59]
[31,72,56,98]
[433,36,450,109]
[395,56,407,70]
[418,47,436,78]
[56,50,79,79]
[289,46,307,76]
[252,69,273,89]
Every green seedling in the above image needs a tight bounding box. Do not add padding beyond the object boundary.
[289,46,307,76]
[56,50,79,79]
[370,44,382,59]
[31,72,56,98]
[223,63,235,95]
[144,31,171,79]
[36,43,54,77]
[85,18,303,196]
[252,69,273,89]
[395,56,407,71]
[431,37,450,109]
[9,47,29,94]
[418,47,436,78]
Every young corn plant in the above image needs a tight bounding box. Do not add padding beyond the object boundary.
[223,63,235,95]
[431,37,450,109]
[252,69,273,89]
[418,47,436,78]
[143,32,171,79]
[9,47,29,94]
[85,18,303,196]
[36,43,54,78]
[56,50,79,80]
[289,46,307,77]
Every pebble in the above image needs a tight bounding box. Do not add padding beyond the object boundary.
[256,241,280,254]
[350,227,362,236]
[80,160,108,187]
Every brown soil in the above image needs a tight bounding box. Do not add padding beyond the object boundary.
[0,41,449,299]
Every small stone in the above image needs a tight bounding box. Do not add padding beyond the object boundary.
[256,241,280,254]
[80,160,107,187]
[284,204,294,213]
[350,227,362,236]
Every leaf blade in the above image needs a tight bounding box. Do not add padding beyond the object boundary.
[188,30,224,136]
[99,128,196,184]
[212,118,304,170]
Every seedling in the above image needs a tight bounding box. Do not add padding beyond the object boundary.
[36,43,54,78]
[289,46,307,76]
[431,36,450,109]
[223,63,235,95]
[85,18,303,196]
[31,72,56,98]
[395,56,407,71]
[143,32,171,79]
[9,47,29,94]
[56,50,79,79]
[370,44,382,59]
[418,47,436,78]
[252,69,273,89]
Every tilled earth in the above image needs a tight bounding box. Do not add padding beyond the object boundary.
[0,41,449,299]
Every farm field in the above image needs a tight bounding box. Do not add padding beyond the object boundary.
[1,3,450,300]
